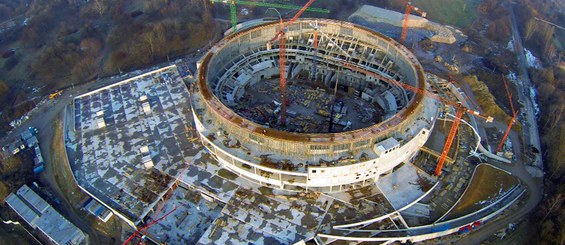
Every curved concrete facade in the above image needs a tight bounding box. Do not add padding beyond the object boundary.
[192,19,438,192]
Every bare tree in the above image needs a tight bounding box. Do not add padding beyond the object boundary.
[544,103,564,130]
[143,31,157,58]
[542,193,564,221]
[142,24,166,59]
[524,18,537,40]
[93,0,107,16]
[542,25,555,47]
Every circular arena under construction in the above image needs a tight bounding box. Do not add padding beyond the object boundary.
[192,18,439,192]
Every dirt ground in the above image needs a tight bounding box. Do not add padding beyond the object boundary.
[447,164,518,219]
[45,116,123,244]
[0,221,40,245]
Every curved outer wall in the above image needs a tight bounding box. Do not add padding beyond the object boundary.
[192,19,438,192]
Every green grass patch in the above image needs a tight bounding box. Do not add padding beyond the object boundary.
[412,0,479,28]
[51,118,87,205]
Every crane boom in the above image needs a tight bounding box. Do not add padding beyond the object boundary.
[435,106,464,176]
[502,75,516,114]
[497,110,519,153]
[400,4,411,45]
[210,0,329,32]
[496,75,519,153]
[342,62,493,122]
[342,61,492,176]
[399,0,426,45]
[123,158,193,244]
[122,206,179,245]
[535,17,565,31]
[278,18,288,125]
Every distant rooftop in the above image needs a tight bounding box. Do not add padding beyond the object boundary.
[5,185,86,245]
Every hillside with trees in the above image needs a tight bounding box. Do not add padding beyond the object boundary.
[0,1,564,243]
[0,0,222,136]
[513,0,565,244]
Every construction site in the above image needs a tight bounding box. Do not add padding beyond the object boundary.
[0,0,556,243]
[194,17,439,192]
[47,1,532,244]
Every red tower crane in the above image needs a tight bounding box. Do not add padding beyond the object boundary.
[122,206,179,245]
[496,75,519,153]
[269,0,316,126]
[341,62,493,176]
[399,0,426,45]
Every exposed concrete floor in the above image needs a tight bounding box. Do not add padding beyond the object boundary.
[232,78,384,133]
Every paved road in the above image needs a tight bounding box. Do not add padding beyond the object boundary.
[457,4,544,244]
[0,53,207,244]
[508,3,543,170]
[458,158,542,244]
[1,89,107,244]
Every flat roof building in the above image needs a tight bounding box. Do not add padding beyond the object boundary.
[5,185,87,245]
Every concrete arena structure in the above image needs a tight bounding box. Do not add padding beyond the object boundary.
[192,19,439,192]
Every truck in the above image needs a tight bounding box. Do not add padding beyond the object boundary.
[49,91,62,100]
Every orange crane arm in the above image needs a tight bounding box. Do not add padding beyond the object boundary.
[278,18,288,125]
[398,0,426,16]
[502,75,516,114]
[496,110,519,153]
[496,75,519,153]
[270,0,315,42]
[342,61,492,176]
[435,106,464,176]
[270,0,316,125]
[122,206,179,245]
[122,159,193,244]
[400,4,411,45]
[399,0,426,44]
[341,61,493,122]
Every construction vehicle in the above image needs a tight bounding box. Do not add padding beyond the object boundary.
[399,0,426,45]
[268,0,316,126]
[49,90,62,100]
[209,0,329,32]
[341,62,493,176]
[317,109,330,117]
[496,75,519,154]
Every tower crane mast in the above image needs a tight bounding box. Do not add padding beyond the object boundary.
[399,0,426,45]
[269,0,316,126]
[310,21,319,82]
[496,75,519,153]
